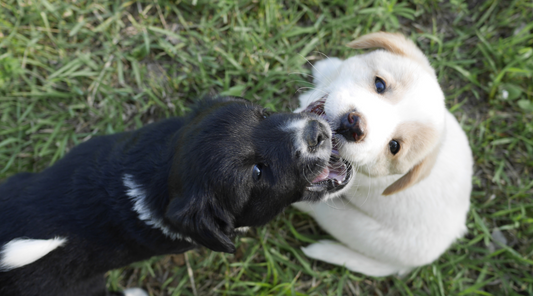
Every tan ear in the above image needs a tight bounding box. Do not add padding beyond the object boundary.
[382,144,440,196]
[346,32,435,76]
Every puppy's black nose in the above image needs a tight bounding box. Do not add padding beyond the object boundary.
[304,120,329,151]
[336,112,366,142]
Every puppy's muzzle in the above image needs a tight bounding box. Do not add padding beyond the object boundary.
[336,111,366,142]
[303,119,330,153]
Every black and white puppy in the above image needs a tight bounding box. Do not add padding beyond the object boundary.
[0,97,352,296]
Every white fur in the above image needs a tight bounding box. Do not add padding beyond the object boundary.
[123,287,149,296]
[294,34,473,276]
[123,174,192,242]
[282,118,309,158]
[0,237,67,271]
[282,117,332,162]
[235,226,250,233]
[282,118,308,132]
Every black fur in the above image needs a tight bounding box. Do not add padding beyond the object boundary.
[0,97,333,296]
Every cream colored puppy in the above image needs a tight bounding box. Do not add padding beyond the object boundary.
[293,32,473,276]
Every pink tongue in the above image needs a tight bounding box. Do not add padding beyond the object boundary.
[312,167,330,183]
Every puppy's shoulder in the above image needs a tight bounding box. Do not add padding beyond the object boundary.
[0,172,35,191]
[185,97,249,118]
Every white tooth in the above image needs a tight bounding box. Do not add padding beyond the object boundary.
[307,186,325,192]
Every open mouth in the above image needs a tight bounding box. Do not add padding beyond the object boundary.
[307,154,353,193]
[302,97,353,193]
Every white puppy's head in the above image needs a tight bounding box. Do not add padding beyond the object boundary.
[300,32,446,196]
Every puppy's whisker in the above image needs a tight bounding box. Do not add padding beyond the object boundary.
[307,51,338,86]
[324,195,347,210]
[294,87,329,96]
[288,72,315,78]
[294,53,335,88]
[294,85,329,97]
[302,165,313,184]
[298,53,322,78]
[287,74,321,84]
[313,50,330,60]
[302,163,327,185]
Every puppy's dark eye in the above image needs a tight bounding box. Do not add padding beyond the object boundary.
[389,140,400,155]
[375,77,386,94]
[252,164,263,181]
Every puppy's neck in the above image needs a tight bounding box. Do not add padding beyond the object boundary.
[115,121,194,244]
[350,172,398,192]
[122,173,193,243]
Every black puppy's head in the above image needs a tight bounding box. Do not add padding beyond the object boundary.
[165,97,352,253]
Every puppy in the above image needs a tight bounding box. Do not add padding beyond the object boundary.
[294,32,473,276]
[0,97,353,296]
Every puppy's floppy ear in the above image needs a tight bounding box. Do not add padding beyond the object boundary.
[346,32,435,76]
[165,193,236,253]
[382,144,440,196]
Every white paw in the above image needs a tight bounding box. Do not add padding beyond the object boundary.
[301,240,339,261]
[123,287,149,296]
[301,240,408,277]
[292,201,314,213]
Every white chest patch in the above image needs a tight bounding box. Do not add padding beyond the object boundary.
[0,237,67,271]
[123,174,192,242]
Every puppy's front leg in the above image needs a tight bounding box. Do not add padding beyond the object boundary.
[302,240,411,277]
[295,198,418,276]
[121,288,149,296]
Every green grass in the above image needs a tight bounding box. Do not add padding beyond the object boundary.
[1,0,532,295]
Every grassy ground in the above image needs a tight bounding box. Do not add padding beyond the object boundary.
[1,0,532,295]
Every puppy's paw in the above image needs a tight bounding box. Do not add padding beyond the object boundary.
[292,201,314,214]
[123,288,149,296]
[312,58,342,85]
[302,240,409,277]
[301,239,342,261]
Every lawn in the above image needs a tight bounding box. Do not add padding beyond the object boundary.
[1,0,532,295]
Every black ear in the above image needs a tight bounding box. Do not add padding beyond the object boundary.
[165,193,236,253]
